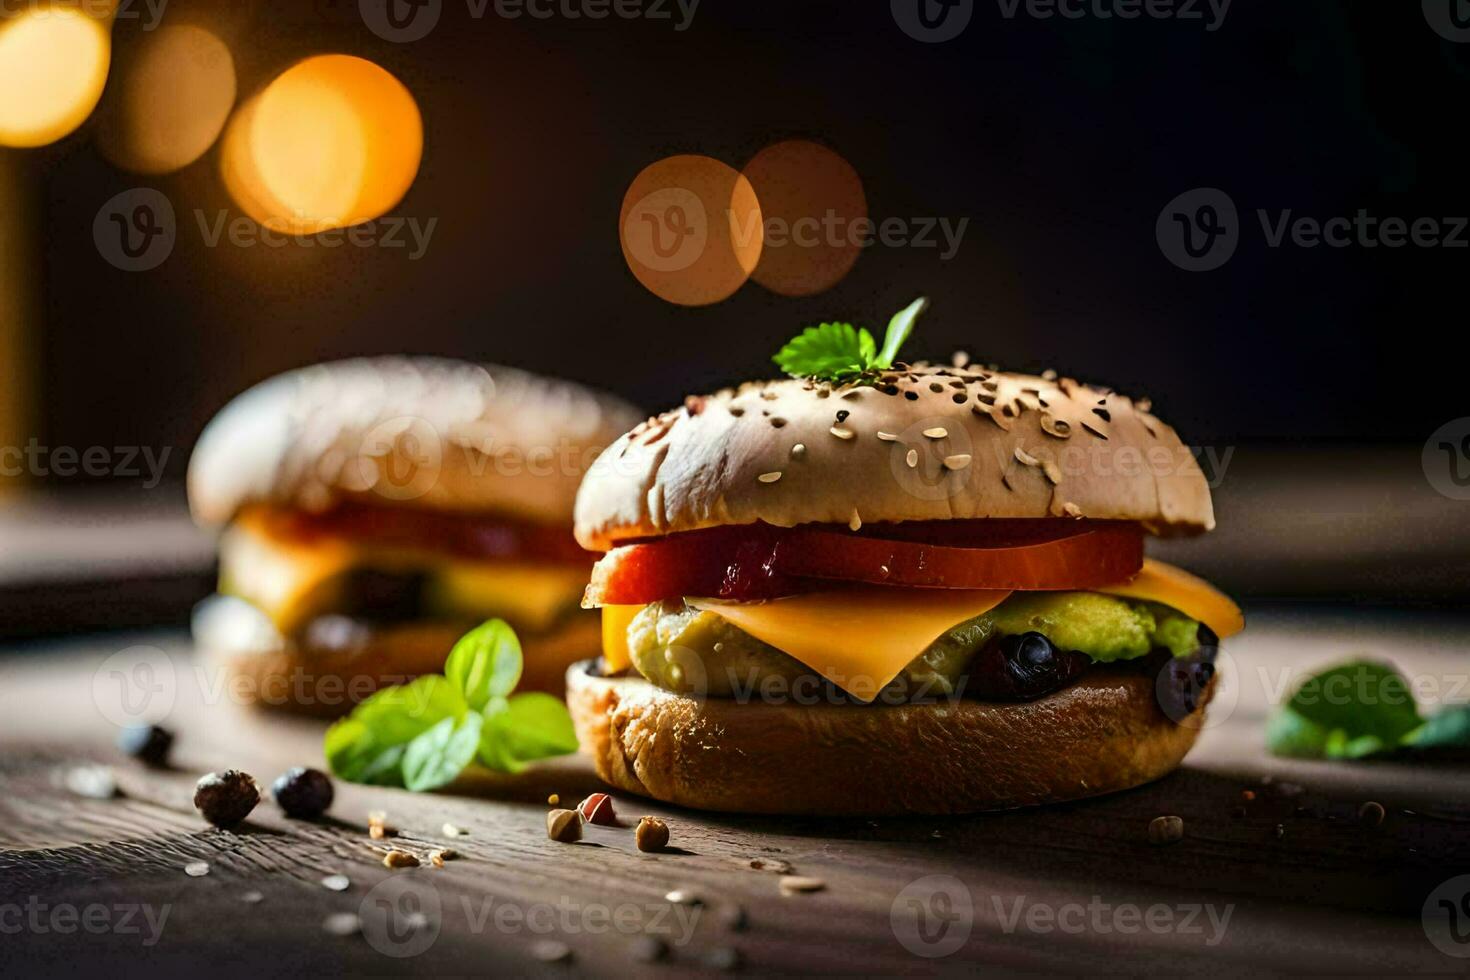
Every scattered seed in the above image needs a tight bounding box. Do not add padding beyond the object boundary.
[876,431,898,441]
[547,808,583,844]
[117,724,174,768]
[665,889,702,906]
[579,793,618,826]
[383,849,420,869]
[1242,790,1257,802]
[368,810,393,840]
[547,794,560,806]
[829,426,854,440]
[1358,801,1386,827]
[922,427,947,439]
[64,765,118,800]
[241,890,264,904]
[1148,815,1184,845]
[739,856,793,874]
[442,822,465,838]
[322,912,361,937]
[194,770,260,828]
[1274,824,1286,839]
[636,815,670,852]
[320,874,351,892]
[779,875,826,894]
[184,861,210,877]
[943,454,972,470]
[757,471,782,483]
[630,935,669,962]
[905,449,919,468]
[429,848,455,868]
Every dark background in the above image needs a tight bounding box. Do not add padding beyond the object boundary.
[23,0,1468,472]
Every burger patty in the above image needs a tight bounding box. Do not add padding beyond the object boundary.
[625,592,1212,706]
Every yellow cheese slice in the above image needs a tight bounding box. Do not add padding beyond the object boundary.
[1097,558,1244,639]
[689,588,1012,702]
[600,605,643,674]
[219,518,357,633]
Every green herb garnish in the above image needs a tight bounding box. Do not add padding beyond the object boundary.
[324,619,578,791]
[773,297,929,382]
[1266,659,1470,760]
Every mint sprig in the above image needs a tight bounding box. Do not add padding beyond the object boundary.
[324,619,577,790]
[1266,659,1470,760]
[773,297,929,381]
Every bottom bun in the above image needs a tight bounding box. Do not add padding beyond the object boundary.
[194,595,600,718]
[566,661,1213,815]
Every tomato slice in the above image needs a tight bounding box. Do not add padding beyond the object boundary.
[772,523,1142,591]
[584,521,1144,605]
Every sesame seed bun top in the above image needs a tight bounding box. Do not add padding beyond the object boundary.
[573,362,1214,550]
[189,356,642,527]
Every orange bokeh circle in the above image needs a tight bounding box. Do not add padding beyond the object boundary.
[743,139,867,297]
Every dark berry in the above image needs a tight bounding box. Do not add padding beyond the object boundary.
[1155,650,1217,722]
[117,724,173,767]
[969,632,1090,700]
[194,770,260,828]
[272,766,334,819]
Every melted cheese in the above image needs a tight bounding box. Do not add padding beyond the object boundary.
[689,588,1012,702]
[1097,558,1244,639]
[599,560,1241,701]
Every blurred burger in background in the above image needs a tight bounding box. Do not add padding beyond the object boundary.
[188,357,640,716]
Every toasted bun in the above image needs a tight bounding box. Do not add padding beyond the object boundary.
[567,661,1211,814]
[575,366,1212,550]
[193,596,600,718]
[190,357,641,527]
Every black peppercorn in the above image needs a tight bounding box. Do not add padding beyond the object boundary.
[117,724,174,767]
[194,770,260,828]
[272,766,335,819]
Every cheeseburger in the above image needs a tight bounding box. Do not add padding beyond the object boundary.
[568,302,1242,814]
[189,357,640,716]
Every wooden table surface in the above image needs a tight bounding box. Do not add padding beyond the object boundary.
[3,604,1469,976]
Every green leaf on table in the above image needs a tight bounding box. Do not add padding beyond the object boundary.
[323,618,577,789]
[403,713,485,792]
[1266,660,1425,760]
[479,693,580,774]
[446,619,523,710]
[1405,704,1470,751]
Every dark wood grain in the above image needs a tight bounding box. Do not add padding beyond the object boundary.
[2,607,1469,976]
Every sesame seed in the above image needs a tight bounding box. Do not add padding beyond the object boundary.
[1082,421,1109,440]
[904,391,919,401]
[951,394,966,404]
[729,406,745,417]
[849,510,862,532]
[1014,447,1040,467]
[922,427,947,439]
[770,417,787,428]
[876,431,898,441]
[791,443,806,458]
[830,426,855,440]
[943,454,973,470]
[1093,408,1112,422]
[952,351,970,368]
[1042,369,1058,381]
[929,382,944,393]
[1062,502,1083,517]
[1042,460,1062,484]
[905,449,919,468]
[836,410,850,422]
[758,472,783,483]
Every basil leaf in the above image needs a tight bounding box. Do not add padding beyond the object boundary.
[874,297,927,369]
[1264,708,1331,759]
[1406,705,1470,751]
[324,718,410,787]
[446,619,523,711]
[354,675,466,742]
[1284,660,1422,744]
[402,713,484,792]
[479,693,579,773]
[772,322,872,380]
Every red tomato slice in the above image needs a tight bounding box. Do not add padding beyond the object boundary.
[584,521,1143,605]
[772,523,1143,591]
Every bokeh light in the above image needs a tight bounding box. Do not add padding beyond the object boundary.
[743,139,867,297]
[619,154,763,307]
[221,55,422,234]
[97,24,236,175]
[0,5,111,149]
